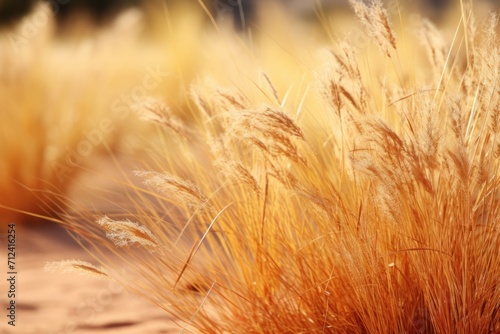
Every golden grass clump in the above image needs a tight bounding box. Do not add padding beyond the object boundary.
[49,2,499,333]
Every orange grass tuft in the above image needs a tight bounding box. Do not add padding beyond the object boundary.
[44,2,499,333]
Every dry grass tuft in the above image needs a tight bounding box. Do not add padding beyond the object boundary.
[42,1,500,333]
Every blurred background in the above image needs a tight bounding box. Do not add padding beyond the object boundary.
[1,0,498,29]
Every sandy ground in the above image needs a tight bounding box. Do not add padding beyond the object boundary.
[1,157,186,333]
[2,223,181,334]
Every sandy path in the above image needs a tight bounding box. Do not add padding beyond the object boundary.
[1,156,187,333]
[1,223,181,334]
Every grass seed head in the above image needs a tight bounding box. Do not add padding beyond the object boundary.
[97,215,160,250]
[44,260,108,279]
